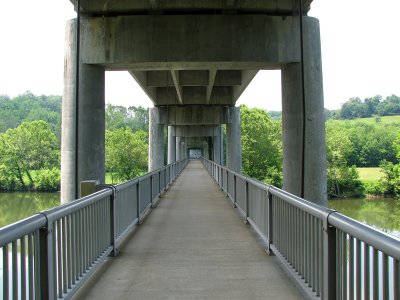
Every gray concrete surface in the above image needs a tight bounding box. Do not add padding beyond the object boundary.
[148,107,164,172]
[61,19,105,203]
[73,160,303,300]
[226,107,242,174]
[281,17,327,206]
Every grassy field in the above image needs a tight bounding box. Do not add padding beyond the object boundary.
[328,115,400,125]
[357,167,384,183]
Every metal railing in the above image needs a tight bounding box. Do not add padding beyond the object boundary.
[201,157,400,300]
[0,159,189,300]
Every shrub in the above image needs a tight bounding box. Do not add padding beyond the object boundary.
[34,168,60,192]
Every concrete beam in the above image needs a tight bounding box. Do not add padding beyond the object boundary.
[156,86,234,105]
[215,70,242,86]
[81,15,300,68]
[206,69,217,104]
[171,70,183,104]
[146,71,173,87]
[73,0,312,15]
[180,70,208,86]
[129,71,157,105]
[174,125,219,137]
[233,70,258,101]
[156,105,230,125]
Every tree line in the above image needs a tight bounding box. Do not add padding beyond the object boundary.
[0,92,149,191]
[325,94,400,120]
[1,92,400,199]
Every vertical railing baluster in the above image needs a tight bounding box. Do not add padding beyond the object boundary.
[3,245,9,300]
[364,243,370,298]
[349,236,354,299]
[322,214,336,300]
[373,248,378,299]
[28,233,34,299]
[12,240,18,300]
[20,237,26,300]
[394,259,399,300]
[382,253,388,300]
[356,239,361,299]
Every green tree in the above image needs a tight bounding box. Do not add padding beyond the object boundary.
[240,105,282,187]
[105,128,148,182]
[0,121,59,189]
[325,123,364,197]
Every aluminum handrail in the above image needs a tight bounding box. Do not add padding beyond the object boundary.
[200,157,400,300]
[0,158,189,300]
[329,212,400,260]
[0,214,47,247]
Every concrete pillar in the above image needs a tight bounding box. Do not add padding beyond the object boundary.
[181,138,186,159]
[148,107,164,171]
[213,125,222,165]
[281,17,327,206]
[167,126,176,164]
[176,136,181,161]
[226,107,242,173]
[61,19,105,203]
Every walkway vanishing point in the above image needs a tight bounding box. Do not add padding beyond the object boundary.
[72,160,303,299]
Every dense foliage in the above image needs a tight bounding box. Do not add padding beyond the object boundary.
[1,92,400,198]
[0,92,150,190]
[240,105,283,187]
[326,94,400,120]
[106,128,148,183]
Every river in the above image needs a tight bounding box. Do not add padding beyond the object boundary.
[0,192,60,228]
[329,197,400,238]
[0,193,399,239]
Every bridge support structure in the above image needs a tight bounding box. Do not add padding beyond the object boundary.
[61,7,327,206]
[61,19,105,203]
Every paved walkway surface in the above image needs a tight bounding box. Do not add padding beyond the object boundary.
[73,160,303,300]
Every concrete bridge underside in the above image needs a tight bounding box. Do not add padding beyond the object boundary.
[71,161,304,300]
[62,0,327,206]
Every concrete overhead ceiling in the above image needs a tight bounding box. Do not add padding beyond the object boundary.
[129,69,258,106]
[69,0,310,106]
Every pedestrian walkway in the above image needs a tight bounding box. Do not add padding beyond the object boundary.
[73,160,303,299]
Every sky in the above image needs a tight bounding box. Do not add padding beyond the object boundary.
[0,0,399,111]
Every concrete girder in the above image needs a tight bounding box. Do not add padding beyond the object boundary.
[70,0,312,16]
[154,105,230,126]
[82,15,300,67]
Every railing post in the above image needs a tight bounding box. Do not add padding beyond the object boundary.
[108,186,118,255]
[137,179,141,224]
[233,174,237,208]
[150,174,154,208]
[39,219,55,300]
[245,180,249,224]
[323,213,337,300]
[266,189,273,255]
[158,170,161,195]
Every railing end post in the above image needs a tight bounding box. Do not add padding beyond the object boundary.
[322,212,337,300]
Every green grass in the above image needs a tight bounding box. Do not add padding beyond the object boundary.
[328,115,400,125]
[357,167,384,183]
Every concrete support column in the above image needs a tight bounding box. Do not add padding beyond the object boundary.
[226,107,242,173]
[213,125,222,165]
[181,138,186,159]
[167,126,176,164]
[61,19,105,203]
[176,136,181,161]
[281,17,327,206]
[148,107,164,171]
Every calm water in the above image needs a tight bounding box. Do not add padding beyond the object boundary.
[329,197,400,238]
[0,192,60,228]
[1,193,399,240]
